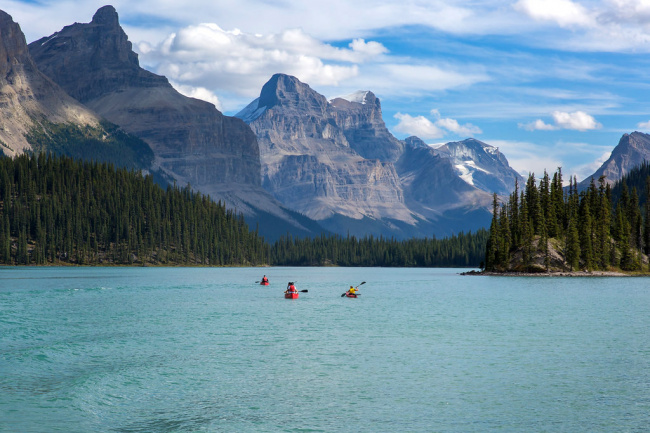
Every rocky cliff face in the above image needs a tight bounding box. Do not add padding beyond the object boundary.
[434,138,523,196]
[238,74,416,231]
[579,131,650,188]
[330,91,404,162]
[0,9,102,157]
[28,6,313,237]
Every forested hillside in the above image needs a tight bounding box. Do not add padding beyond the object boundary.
[486,168,649,272]
[0,154,268,265]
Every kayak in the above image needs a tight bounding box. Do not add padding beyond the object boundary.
[345,293,358,298]
[285,292,299,299]
[260,282,269,286]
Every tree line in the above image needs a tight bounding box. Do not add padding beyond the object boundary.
[270,230,488,267]
[485,167,649,272]
[0,153,267,266]
[0,153,488,267]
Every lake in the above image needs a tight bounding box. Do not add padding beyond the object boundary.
[1,267,649,432]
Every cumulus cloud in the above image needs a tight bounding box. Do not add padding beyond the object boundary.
[137,21,489,110]
[394,113,445,139]
[519,111,602,131]
[141,23,383,101]
[551,110,601,130]
[394,110,482,139]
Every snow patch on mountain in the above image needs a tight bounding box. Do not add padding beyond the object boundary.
[454,160,490,186]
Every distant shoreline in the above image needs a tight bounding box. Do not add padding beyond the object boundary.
[461,270,636,277]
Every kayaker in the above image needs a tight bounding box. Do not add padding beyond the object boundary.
[285,282,297,294]
[261,275,268,284]
[347,285,357,296]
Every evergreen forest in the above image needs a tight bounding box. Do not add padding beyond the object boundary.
[485,167,650,272]
[0,153,487,267]
[0,153,267,266]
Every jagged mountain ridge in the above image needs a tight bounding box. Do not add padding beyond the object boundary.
[237,73,508,238]
[28,6,326,240]
[579,131,650,188]
[237,74,416,233]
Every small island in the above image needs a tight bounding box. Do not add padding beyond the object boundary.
[481,165,650,276]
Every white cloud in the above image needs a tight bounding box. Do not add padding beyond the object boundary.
[430,109,483,135]
[520,111,602,131]
[551,110,602,131]
[394,110,482,139]
[137,21,489,110]
[637,120,650,130]
[142,23,372,102]
[514,0,594,28]
[394,113,445,139]
[349,38,389,58]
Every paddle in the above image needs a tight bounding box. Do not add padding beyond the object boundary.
[341,281,365,297]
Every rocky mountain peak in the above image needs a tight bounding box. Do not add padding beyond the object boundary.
[91,5,119,27]
[258,73,329,113]
[29,5,168,103]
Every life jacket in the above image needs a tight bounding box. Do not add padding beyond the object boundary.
[288,284,296,293]
[262,277,268,283]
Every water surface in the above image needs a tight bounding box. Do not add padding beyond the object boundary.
[1,267,649,432]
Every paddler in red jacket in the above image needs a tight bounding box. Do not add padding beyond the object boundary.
[285,282,297,294]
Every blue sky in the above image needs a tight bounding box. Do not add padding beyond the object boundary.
[7,0,650,181]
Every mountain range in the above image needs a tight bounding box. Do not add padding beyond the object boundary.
[2,5,649,240]
[236,73,522,237]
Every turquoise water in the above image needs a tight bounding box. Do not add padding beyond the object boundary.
[1,267,649,432]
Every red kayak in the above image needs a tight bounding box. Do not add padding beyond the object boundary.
[260,282,269,286]
[345,293,358,298]
[285,292,299,299]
